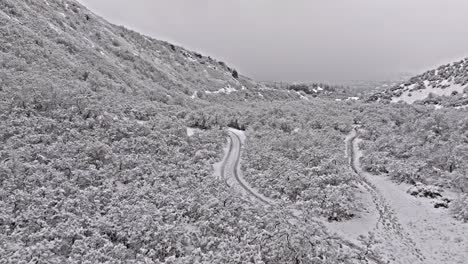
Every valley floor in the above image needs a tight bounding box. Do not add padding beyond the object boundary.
[331,130,468,264]
[218,128,468,264]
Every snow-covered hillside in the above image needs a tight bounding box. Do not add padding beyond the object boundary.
[368,59,468,108]
[0,0,289,103]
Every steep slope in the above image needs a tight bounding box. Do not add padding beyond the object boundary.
[367,59,468,108]
[0,0,289,107]
[0,0,375,263]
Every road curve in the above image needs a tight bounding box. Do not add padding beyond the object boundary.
[221,130,272,205]
[218,128,386,264]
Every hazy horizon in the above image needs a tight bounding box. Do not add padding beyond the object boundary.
[78,0,468,82]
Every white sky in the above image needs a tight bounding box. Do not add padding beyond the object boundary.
[78,0,468,82]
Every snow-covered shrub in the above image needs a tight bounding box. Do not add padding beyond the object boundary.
[451,194,468,222]
[407,183,443,198]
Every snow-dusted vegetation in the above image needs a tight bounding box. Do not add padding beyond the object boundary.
[1,0,467,263]
[0,0,372,263]
[358,104,468,221]
[240,102,358,221]
[368,59,468,108]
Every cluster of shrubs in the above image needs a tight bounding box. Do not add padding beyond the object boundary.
[358,104,468,221]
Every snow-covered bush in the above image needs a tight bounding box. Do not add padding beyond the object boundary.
[451,195,468,222]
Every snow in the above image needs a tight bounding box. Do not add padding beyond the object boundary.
[83,37,95,48]
[296,91,309,100]
[190,91,198,99]
[346,97,360,101]
[352,136,468,264]
[258,92,264,98]
[205,85,237,95]
[44,0,50,6]
[369,175,468,264]
[186,127,198,137]
[185,56,198,63]
[48,23,60,34]
[392,81,466,104]
[225,129,274,205]
[323,131,379,245]
[224,85,237,94]
[323,184,379,245]
[317,86,324,91]
[241,86,246,90]
[335,99,342,102]
[0,10,12,20]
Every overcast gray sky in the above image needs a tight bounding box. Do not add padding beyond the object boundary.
[78,0,468,82]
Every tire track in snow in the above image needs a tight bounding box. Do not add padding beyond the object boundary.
[221,130,272,205]
[348,129,425,264]
[219,129,386,264]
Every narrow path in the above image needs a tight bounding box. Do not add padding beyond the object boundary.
[349,129,468,264]
[348,129,424,263]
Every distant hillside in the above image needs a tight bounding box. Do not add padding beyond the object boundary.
[367,59,468,109]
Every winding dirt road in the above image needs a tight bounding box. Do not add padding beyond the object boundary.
[217,128,467,263]
[220,129,272,205]
[219,128,386,264]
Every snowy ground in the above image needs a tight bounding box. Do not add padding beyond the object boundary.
[346,133,468,264]
[368,173,468,264]
[213,129,395,263]
[392,82,466,104]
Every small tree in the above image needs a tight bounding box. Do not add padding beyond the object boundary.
[232,70,239,79]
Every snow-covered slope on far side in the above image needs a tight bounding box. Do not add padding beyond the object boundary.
[368,58,468,108]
